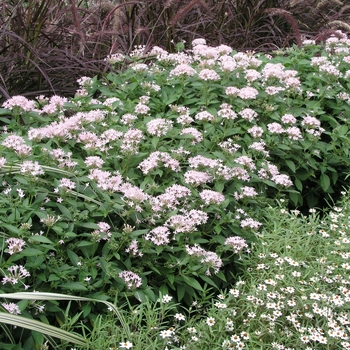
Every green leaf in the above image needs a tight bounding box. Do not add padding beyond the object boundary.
[59,282,88,291]
[56,204,73,220]
[176,284,186,301]
[182,275,203,291]
[28,236,54,244]
[294,178,303,192]
[320,173,330,192]
[285,160,296,173]
[0,313,86,346]
[21,248,45,256]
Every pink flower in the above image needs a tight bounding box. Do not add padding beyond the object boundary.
[267,122,284,134]
[6,238,26,255]
[198,69,220,81]
[146,119,173,137]
[184,170,212,186]
[238,87,259,100]
[225,237,248,254]
[145,226,171,246]
[239,108,257,122]
[118,271,142,289]
[169,64,196,77]
[179,128,203,143]
[199,190,225,205]
[2,96,36,112]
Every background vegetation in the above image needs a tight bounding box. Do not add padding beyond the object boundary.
[1,0,350,100]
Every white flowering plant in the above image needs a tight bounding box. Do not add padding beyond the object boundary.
[1,33,350,348]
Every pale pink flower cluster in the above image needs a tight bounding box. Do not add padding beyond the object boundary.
[120,129,144,154]
[103,97,123,109]
[286,126,303,140]
[225,86,240,97]
[225,236,248,254]
[91,222,112,242]
[184,170,212,186]
[272,174,293,187]
[217,103,237,120]
[199,189,225,205]
[245,69,261,82]
[84,156,104,168]
[301,115,325,136]
[220,55,237,72]
[234,186,258,201]
[20,161,44,177]
[145,226,171,246]
[198,69,220,81]
[131,63,148,72]
[151,185,192,212]
[58,178,76,191]
[89,169,123,192]
[237,87,259,100]
[104,53,124,64]
[247,125,264,138]
[169,64,196,77]
[240,218,262,229]
[2,265,30,285]
[1,134,32,157]
[146,119,173,137]
[188,155,221,169]
[125,240,143,257]
[248,141,269,156]
[235,156,256,170]
[42,95,68,114]
[141,81,161,93]
[193,45,220,60]
[281,114,297,124]
[233,52,262,69]
[267,122,284,134]
[165,209,208,233]
[239,108,258,122]
[120,113,138,125]
[120,183,148,211]
[118,270,142,289]
[6,238,26,255]
[134,103,150,115]
[218,139,241,154]
[0,157,6,168]
[265,86,285,95]
[195,111,214,121]
[179,127,203,143]
[186,244,222,275]
[2,303,21,315]
[46,148,77,168]
[138,151,180,174]
[2,95,36,112]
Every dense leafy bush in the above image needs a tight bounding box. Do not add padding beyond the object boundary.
[1,32,350,347]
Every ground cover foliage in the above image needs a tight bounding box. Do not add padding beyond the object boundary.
[1,30,350,349]
[1,0,350,100]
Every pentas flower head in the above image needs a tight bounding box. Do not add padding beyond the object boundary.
[179,127,203,143]
[184,170,212,186]
[118,270,142,289]
[58,178,76,191]
[198,69,220,81]
[225,236,248,254]
[199,189,225,205]
[146,119,173,137]
[6,238,26,255]
[0,157,6,168]
[169,64,196,77]
[2,96,36,112]
[237,87,259,100]
[84,156,104,168]
[20,161,44,177]
[145,226,171,246]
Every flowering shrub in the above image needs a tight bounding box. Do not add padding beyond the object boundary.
[1,32,350,347]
